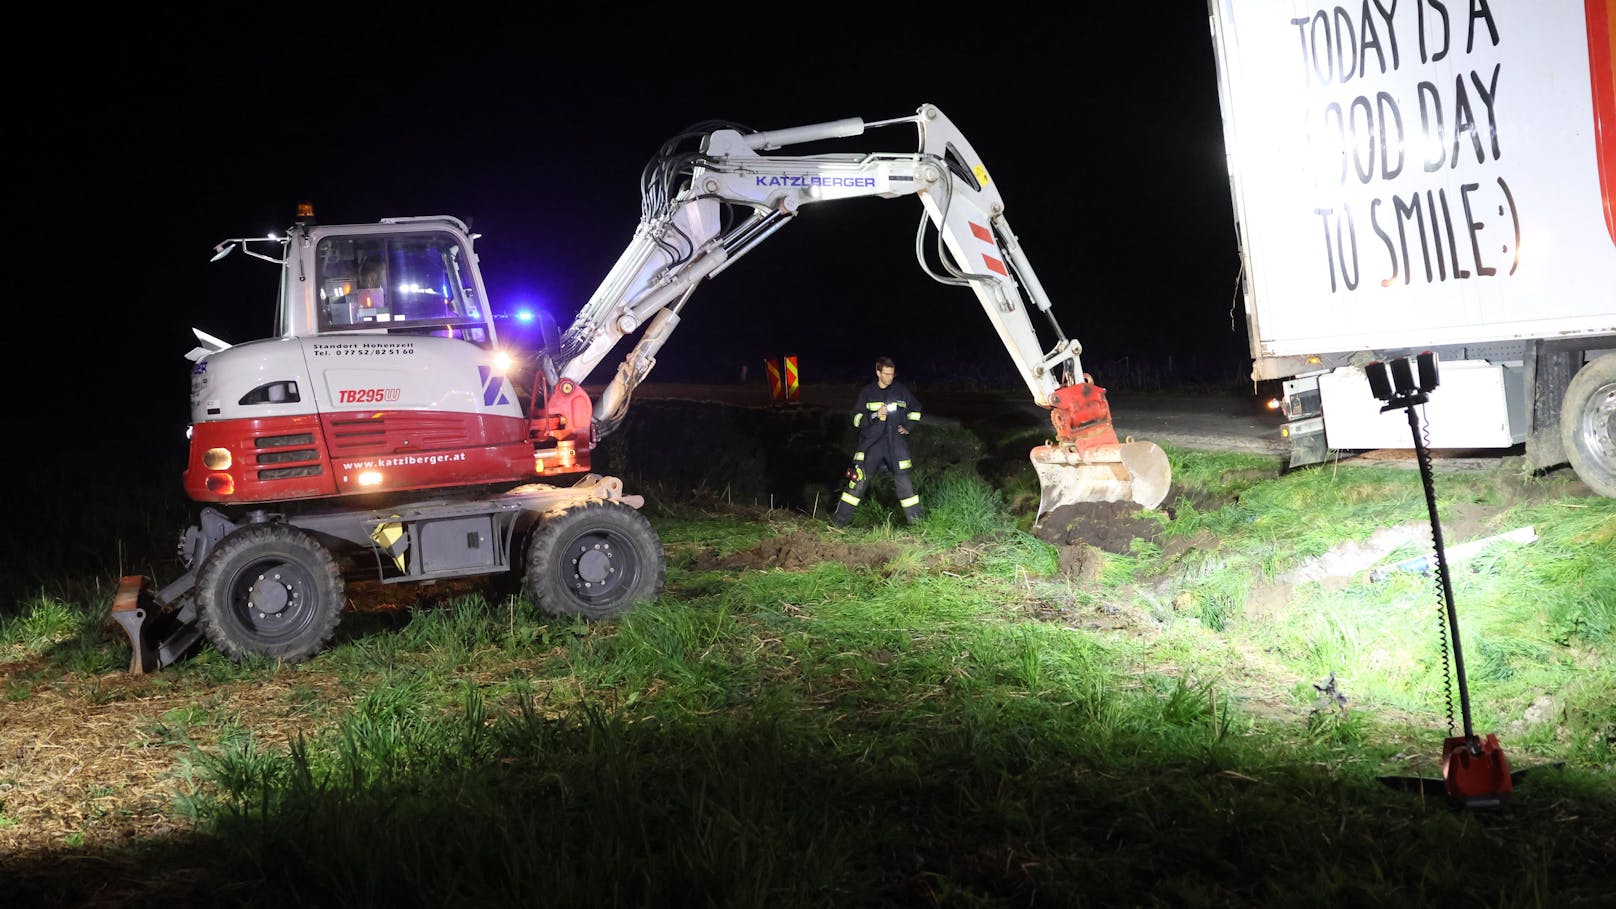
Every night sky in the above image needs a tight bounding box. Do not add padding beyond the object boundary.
[53,9,1245,445]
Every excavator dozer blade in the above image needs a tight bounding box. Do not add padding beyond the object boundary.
[110,576,167,675]
[108,575,204,675]
[1030,440,1172,525]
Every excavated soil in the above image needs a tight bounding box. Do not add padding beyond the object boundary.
[1030,501,1165,555]
[687,531,905,574]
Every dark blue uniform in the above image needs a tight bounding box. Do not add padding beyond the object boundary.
[832,378,924,526]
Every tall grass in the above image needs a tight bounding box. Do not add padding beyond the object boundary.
[3,447,1614,906]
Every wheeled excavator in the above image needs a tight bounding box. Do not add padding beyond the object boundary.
[110,103,1172,673]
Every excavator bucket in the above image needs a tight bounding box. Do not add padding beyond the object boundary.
[1030,381,1172,526]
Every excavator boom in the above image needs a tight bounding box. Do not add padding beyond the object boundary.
[549,103,1171,516]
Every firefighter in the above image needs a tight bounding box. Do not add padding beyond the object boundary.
[832,356,924,527]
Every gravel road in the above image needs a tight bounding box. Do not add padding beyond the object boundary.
[619,382,1287,453]
[618,382,1532,473]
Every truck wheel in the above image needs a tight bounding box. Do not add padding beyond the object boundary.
[1560,354,1616,498]
[195,523,345,663]
[524,501,664,620]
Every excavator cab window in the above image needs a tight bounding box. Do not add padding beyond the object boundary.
[315,232,490,344]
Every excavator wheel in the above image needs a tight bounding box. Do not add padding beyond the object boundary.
[195,523,345,663]
[524,500,665,621]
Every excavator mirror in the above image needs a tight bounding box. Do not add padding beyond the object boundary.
[537,309,561,357]
[496,307,561,358]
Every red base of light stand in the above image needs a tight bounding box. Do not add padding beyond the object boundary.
[1443,734,1513,809]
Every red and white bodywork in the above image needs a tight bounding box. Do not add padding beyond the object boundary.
[189,105,1174,515]
[185,214,589,505]
[185,334,537,502]
[116,105,1181,674]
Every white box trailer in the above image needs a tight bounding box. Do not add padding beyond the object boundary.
[1207,0,1616,496]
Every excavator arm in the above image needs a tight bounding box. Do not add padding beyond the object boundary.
[545,103,1170,515]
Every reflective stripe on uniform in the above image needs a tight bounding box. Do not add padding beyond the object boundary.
[897,459,912,470]
[900,495,920,508]
[853,414,863,427]
[853,451,865,461]
[840,492,861,506]
[907,411,921,420]
[867,401,885,410]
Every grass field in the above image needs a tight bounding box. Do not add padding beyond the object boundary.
[2,407,1613,907]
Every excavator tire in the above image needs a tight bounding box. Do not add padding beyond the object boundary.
[195,523,345,663]
[524,500,665,621]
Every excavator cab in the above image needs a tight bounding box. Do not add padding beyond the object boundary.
[311,230,491,340]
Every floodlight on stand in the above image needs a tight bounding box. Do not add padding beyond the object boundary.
[1391,357,1417,396]
[1417,351,1440,393]
[1367,348,1520,810]
[1366,361,1394,402]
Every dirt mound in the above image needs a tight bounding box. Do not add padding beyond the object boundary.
[1031,501,1164,555]
[685,532,902,573]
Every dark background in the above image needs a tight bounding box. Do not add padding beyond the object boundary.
[40,8,1247,449]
